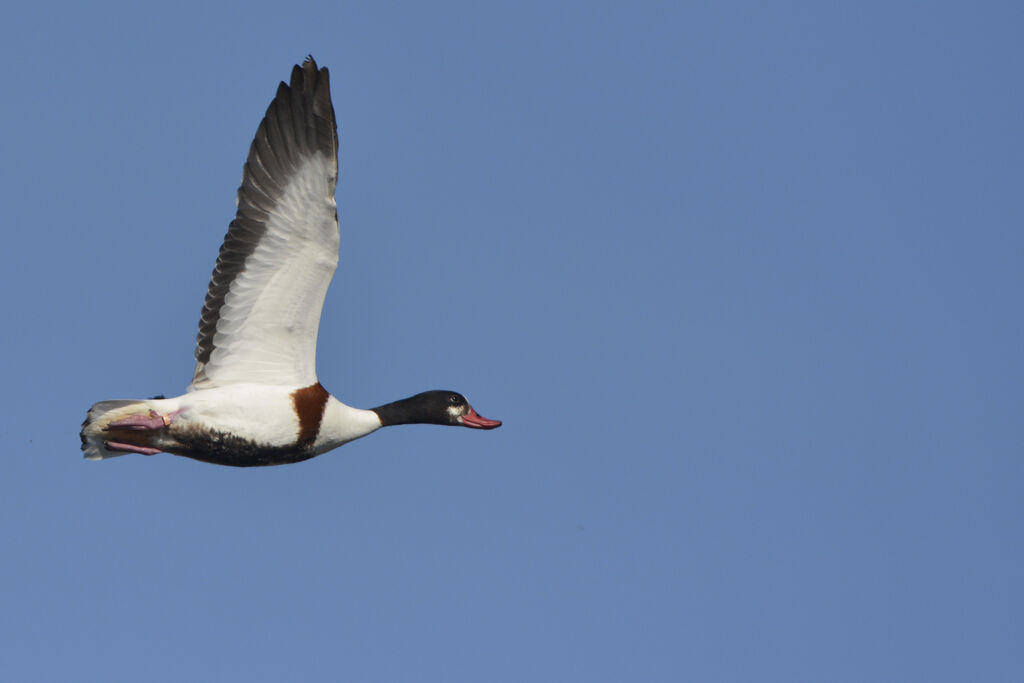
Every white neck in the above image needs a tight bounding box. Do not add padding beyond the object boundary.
[313,396,382,453]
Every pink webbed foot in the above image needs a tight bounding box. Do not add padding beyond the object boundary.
[104,441,162,456]
[105,410,172,431]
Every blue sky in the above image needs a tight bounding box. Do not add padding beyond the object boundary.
[2,1,1021,680]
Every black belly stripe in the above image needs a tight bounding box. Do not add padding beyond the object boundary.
[291,383,330,446]
[169,430,320,467]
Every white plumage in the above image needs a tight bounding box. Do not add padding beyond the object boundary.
[190,154,339,391]
[80,57,500,468]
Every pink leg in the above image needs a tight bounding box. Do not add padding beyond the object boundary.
[104,441,162,456]
[105,409,174,431]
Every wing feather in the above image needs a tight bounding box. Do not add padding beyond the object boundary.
[189,57,339,391]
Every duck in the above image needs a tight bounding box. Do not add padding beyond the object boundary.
[80,57,501,467]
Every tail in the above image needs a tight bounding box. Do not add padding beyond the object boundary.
[80,399,152,460]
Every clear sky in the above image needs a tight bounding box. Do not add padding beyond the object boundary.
[1,1,1021,680]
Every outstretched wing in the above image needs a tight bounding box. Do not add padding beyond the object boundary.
[189,57,339,391]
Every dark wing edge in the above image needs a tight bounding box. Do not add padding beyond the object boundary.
[193,57,338,373]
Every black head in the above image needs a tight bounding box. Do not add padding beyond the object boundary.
[372,390,502,429]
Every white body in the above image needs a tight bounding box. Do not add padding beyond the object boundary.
[81,386,381,462]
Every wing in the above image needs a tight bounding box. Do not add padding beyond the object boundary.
[189,57,339,391]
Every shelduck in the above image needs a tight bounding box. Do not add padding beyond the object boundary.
[80,57,501,467]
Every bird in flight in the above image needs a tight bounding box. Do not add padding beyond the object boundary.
[81,57,501,467]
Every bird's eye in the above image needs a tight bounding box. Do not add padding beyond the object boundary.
[449,395,461,406]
